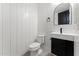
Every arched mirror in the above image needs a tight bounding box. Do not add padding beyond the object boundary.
[54,3,72,25]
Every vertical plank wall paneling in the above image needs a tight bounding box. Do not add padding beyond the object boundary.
[16,4,38,55]
[16,4,25,55]
[0,3,38,56]
[2,4,11,56]
[0,4,2,56]
[10,4,17,56]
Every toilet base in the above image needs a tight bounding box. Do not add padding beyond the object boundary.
[31,48,43,56]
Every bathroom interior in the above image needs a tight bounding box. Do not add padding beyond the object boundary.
[0,3,79,56]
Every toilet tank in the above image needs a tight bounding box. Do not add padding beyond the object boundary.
[36,34,45,44]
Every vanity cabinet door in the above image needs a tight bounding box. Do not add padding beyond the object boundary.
[65,41,74,56]
[51,38,74,56]
[51,38,66,56]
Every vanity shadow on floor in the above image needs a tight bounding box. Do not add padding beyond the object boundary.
[23,51,31,56]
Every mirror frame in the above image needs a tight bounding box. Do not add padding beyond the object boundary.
[53,3,72,25]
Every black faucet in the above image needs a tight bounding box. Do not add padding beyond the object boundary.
[60,28,62,34]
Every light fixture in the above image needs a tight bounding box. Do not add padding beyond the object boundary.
[47,17,50,22]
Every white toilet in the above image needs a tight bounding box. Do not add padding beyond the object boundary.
[29,34,45,56]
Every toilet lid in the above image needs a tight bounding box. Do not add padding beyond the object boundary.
[29,42,40,48]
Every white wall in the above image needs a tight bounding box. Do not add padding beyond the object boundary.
[38,3,55,35]
[0,3,38,56]
[38,3,55,53]
[72,3,79,56]
[73,3,79,33]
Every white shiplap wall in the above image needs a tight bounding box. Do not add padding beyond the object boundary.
[0,4,2,56]
[2,4,11,56]
[0,3,38,56]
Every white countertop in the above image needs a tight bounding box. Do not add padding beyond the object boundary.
[49,32,79,41]
[50,32,78,36]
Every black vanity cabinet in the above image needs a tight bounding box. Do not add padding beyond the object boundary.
[51,38,74,56]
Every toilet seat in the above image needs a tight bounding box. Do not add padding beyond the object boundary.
[29,42,41,51]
